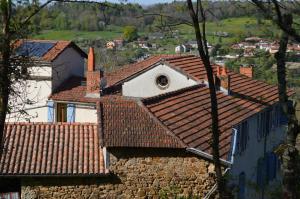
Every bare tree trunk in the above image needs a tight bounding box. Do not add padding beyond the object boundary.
[0,0,11,149]
[186,1,227,198]
[274,14,300,199]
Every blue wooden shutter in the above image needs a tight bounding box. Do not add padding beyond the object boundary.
[268,153,277,181]
[267,153,273,181]
[47,101,54,122]
[257,158,264,187]
[67,104,75,122]
[236,125,241,153]
[238,172,246,199]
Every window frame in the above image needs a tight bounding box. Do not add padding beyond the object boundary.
[56,103,67,122]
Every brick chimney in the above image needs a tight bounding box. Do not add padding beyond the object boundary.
[86,47,103,98]
[239,66,253,78]
[215,66,230,95]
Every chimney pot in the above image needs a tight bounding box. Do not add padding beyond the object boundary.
[216,65,221,76]
[239,66,253,78]
[88,47,95,72]
[221,66,227,76]
[86,47,103,98]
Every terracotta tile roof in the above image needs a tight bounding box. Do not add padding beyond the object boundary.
[164,56,294,103]
[98,98,185,148]
[105,55,293,104]
[14,39,87,62]
[106,54,187,86]
[49,76,99,103]
[0,123,108,176]
[142,84,270,160]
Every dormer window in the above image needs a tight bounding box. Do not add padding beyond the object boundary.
[156,74,169,89]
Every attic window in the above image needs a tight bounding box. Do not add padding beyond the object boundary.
[156,75,169,89]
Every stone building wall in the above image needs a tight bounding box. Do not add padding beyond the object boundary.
[21,148,216,199]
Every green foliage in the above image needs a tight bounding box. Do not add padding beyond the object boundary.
[225,51,277,85]
[123,25,138,42]
[33,29,122,40]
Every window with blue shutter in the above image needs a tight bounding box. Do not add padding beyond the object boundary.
[238,172,246,199]
[236,125,241,153]
[241,121,248,152]
[47,101,54,123]
[67,104,75,123]
[267,152,277,181]
[257,157,268,187]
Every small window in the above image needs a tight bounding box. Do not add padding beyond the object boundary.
[156,75,169,89]
[56,103,67,122]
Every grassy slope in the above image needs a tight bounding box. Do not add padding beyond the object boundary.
[33,25,124,40]
[33,30,122,40]
[178,17,277,45]
[32,17,278,50]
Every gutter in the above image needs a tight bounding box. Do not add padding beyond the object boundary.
[188,128,238,199]
[47,100,96,108]
[186,148,232,167]
[230,128,238,164]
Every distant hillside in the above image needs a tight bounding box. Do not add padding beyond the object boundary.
[28,1,262,34]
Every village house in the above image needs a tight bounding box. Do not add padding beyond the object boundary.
[106,41,116,49]
[6,39,87,123]
[0,39,293,199]
[106,38,124,50]
[175,44,191,54]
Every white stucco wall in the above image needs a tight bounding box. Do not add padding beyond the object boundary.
[52,47,85,91]
[122,64,197,98]
[229,110,286,199]
[6,78,52,122]
[29,64,52,77]
[74,105,97,123]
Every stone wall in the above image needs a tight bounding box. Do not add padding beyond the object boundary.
[21,148,216,199]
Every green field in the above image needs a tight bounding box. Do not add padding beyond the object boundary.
[32,17,278,46]
[33,26,123,40]
[178,17,278,45]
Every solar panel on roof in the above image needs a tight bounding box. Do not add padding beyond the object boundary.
[16,41,56,58]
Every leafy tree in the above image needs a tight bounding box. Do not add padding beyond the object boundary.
[123,25,138,42]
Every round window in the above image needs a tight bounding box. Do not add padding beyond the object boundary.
[156,75,169,89]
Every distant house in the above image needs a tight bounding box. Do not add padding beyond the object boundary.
[106,38,124,50]
[0,42,293,199]
[245,37,263,43]
[113,38,124,48]
[137,39,152,50]
[257,41,271,51]
[187,40,198,49]
[175,44,185,53]
[106,41,116,49]
[175,44,191,53]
